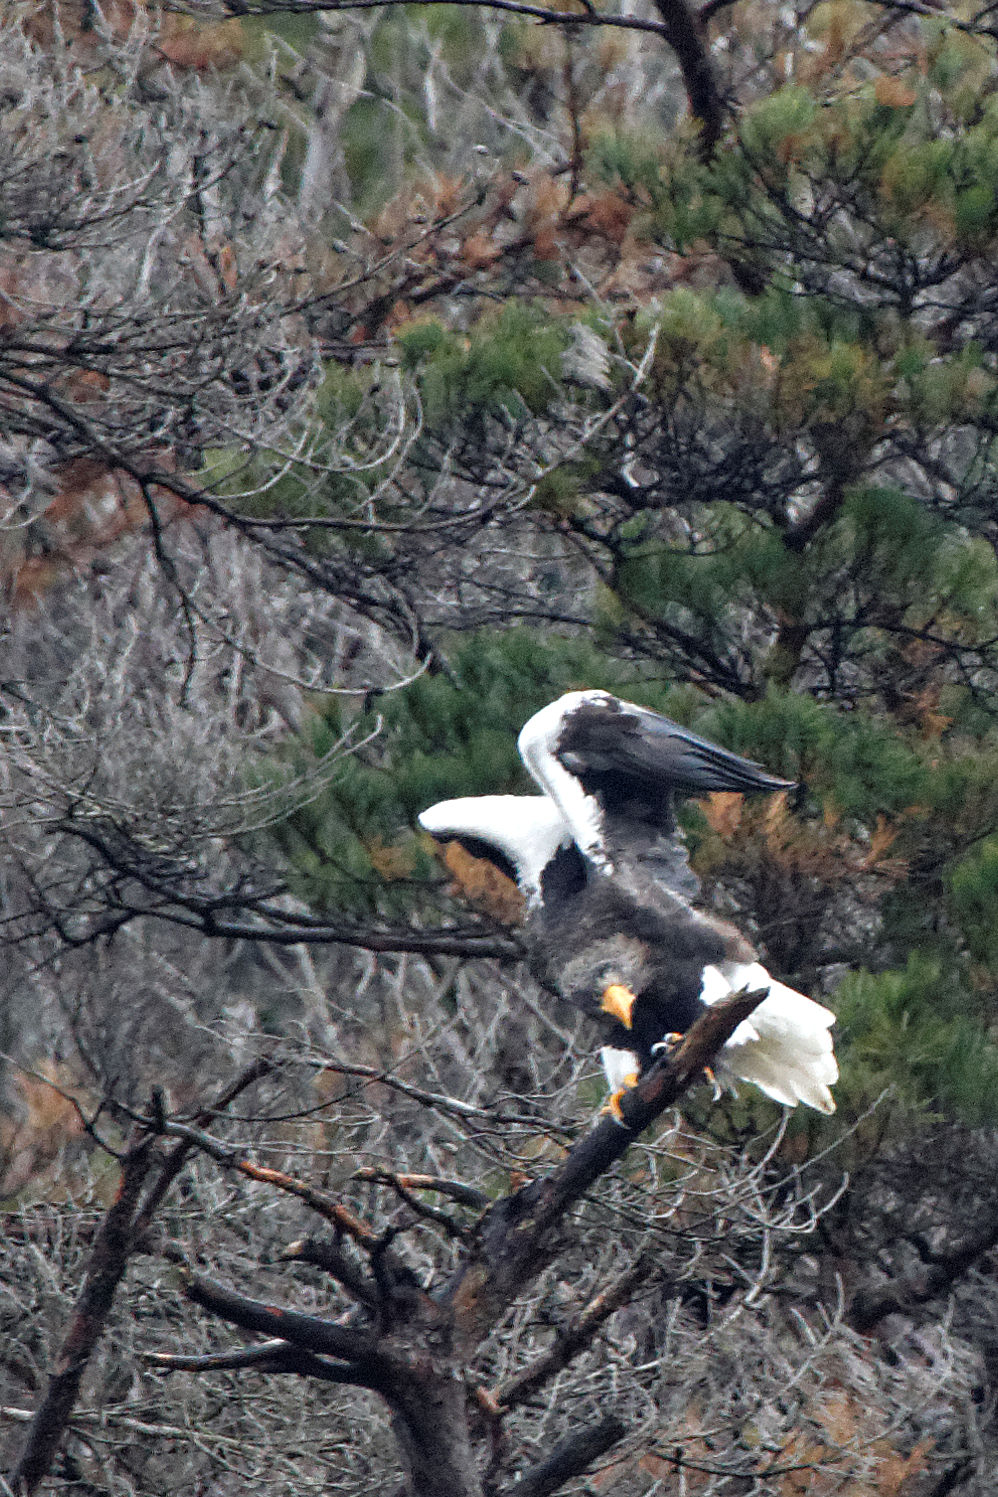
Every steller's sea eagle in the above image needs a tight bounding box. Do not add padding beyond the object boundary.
[419,690,837,1117]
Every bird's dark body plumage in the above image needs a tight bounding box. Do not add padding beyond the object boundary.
[533,877,727,1065]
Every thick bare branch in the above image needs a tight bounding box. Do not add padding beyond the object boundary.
[9,1131,158,1496]
[649,0,724,155]
[179,1270,381,1374]
[502,1416,627,1497]
[443,989,767,1346]
[279,1236,381,1309]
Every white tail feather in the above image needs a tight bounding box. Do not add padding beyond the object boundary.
[700,961,838,1114]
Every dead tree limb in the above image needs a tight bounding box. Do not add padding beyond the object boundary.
[180,1270,380,1368]
[7,1060,272,1496]
[9,1130,157,1496]
[166,989,765,1497]
[443,987,766,1346]
[503,1416,627,1497]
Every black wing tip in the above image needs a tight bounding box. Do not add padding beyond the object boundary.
[524,690,800,801]
[743,770,797,794]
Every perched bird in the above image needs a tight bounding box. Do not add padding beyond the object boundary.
[419,690,837,1116]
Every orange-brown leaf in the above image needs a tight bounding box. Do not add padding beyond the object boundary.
[442,840,524,923]
[874,76,918,108]
[699,791,744,840]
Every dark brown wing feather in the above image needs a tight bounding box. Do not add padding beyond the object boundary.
[557,696,794,799]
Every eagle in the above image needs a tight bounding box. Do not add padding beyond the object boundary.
[419,690,837,1117]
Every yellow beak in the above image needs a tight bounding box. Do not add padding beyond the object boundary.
[600,983,637,1029]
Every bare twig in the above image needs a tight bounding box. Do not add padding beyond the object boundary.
[353,1171,490,1210]
[492,1250,654,1411]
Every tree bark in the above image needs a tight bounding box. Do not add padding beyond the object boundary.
[649,0,725,157]
[382,1356,486,1497]
[507,1416,626,1497]
[10,1134,156,1495]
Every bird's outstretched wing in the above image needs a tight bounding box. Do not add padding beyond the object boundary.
[418,794,586,908]
[419,697,835,1116]
[551,692,794,799]
[518,691,792,895]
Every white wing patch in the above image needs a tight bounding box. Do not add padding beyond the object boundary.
[517,695,611,870]
[418,794,572,906]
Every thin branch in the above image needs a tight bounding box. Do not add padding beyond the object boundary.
[501,1415,627,1497]
[219,0,676,38]
[353,1171,490,1210]
[492,1250,654,1411]
[52,819,523,958]
[10,1131,158,1496]
[144,1118,385,1247]
[278,1236,381,1309]
[144,1339,363,1384]
[132,1059,275,1241]
[351,1170,477,1236]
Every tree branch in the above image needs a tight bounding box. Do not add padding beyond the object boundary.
[180,1269,381,1375]
[132,1059,275,1242]
[52,819,522,959]
[648,0,725,156]
[279,1236,381,1309]
[144,1339,363,1383]
[850,1213,998,1333]
[443,988,767,1346]
[353,1170,490,1210]
[220,0,676,39]
[492,1250,654,1411]
[502,1415,627,1497]
[9,1131,158,1496]
[8,1061,275,1495]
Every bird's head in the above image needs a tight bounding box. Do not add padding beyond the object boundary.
[557,935,648,1029]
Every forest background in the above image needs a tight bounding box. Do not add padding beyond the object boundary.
[4,0,998,1493]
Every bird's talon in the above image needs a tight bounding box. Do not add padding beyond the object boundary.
[601,1072,639,1125]
[650,1032,685,1057]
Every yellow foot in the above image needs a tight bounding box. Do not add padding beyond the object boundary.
[601,1072,639,1125]
[703,1065,722,1100]
[650,1032,685,1058]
